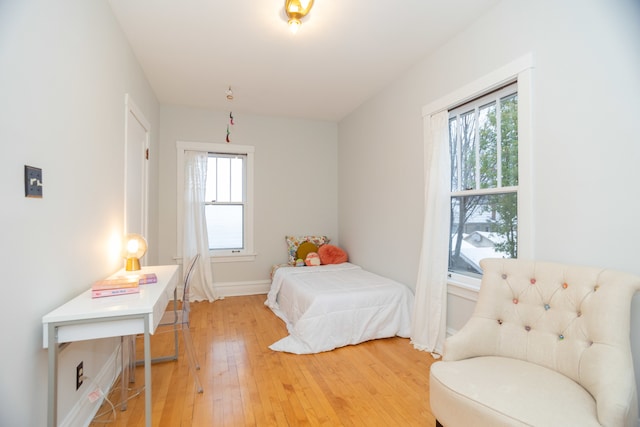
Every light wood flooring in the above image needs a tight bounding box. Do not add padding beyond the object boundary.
[89,294,437,426]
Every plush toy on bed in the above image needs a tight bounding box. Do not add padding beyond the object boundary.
[295,258,305,267]
[296,241,318,262]
[305,252,321,266]
[317,244,348,264]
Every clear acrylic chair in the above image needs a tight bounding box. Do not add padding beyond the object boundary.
[128,254,204,394]
[162,253,203,393]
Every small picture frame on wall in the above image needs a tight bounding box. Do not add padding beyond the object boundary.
[24,165,43,198]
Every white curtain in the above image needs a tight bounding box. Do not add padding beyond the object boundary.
[410,110,450,356]
[183,151,219,302]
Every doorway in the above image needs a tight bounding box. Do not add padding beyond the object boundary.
[124,94,150,249]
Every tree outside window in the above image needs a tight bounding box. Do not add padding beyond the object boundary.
[448,84,518,276]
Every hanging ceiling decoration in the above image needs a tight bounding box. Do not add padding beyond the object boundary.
[225,87,234,143]
[284,0,314,34]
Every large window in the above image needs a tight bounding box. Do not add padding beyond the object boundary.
[177,141,255,262]
[448,83,518,277]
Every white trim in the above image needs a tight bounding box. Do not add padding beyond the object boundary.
[214,280,271,297]
[211,254,257,263]
[61,345,120,427]
[445,283,480,339]
[422,53,535,273]
[124,94,150,241]
[447,280,480,302]
[176,141,255,261]
[451,185,518,197]
[446,327,459,338]
[516,67,534,259]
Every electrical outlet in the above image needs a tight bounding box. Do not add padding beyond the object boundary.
[76,361,83,390]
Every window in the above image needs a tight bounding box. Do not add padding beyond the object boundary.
[448,83,518,277]
[205,153,246,251]
[177,141,255,262]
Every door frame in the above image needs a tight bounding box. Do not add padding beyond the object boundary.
[124,93,150,240]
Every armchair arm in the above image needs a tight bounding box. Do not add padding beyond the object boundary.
[442,317,500,361]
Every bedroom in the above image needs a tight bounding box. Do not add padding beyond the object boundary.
[2,0,640,426]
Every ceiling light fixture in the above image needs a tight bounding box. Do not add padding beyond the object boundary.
[284,0,314,34]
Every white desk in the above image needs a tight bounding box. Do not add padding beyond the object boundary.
[42,265,179,427]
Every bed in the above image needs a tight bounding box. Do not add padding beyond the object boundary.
[265,262,414,354]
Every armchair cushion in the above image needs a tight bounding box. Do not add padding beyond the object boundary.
[430,356,599,426]
[430,258,640,427]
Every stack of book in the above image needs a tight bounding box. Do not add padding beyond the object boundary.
[91,276,140,298]
[91,273,159,298]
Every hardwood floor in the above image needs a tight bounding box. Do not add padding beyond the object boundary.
[90,294,437,426]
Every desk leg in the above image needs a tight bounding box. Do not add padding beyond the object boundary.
[120,337,128,411]
[144,315,151,427]
[47,324,58,427]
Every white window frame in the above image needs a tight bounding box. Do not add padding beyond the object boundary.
[422,54,534,290]
[176,141,256,263]
[448,83,518,277]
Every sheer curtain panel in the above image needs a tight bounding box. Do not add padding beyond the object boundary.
[183,151,218,301]
[411,111,449,356]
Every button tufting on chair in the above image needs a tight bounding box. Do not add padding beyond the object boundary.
[530,278,536,284]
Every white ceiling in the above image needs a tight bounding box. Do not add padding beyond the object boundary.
[108,0,500,121]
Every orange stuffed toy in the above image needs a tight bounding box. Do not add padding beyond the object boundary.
[305,252,321,266]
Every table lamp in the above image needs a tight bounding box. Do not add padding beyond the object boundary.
[123,233,147,271]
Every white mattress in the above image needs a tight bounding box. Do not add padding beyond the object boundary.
[265,263,414,354]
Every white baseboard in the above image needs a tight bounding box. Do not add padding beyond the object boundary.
[61,346,121,427]
[446,327,459,338]
[214,279,271,297]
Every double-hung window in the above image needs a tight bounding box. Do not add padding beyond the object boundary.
[177,141,255,262]
[205,153,246,252]
[448,83,519,277]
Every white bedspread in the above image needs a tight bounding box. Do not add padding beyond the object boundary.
[265,263,414,354]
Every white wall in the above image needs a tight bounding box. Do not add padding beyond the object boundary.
[3,0,638,424]
[0,1,159,425]
[338,80,426,288]
[339,0,640,409]
[157,106,339,290]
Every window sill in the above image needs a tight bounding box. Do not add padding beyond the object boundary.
[210,253,257,263]
[448,274,480,290]
[174,253,257,265]
[447,273,481,302]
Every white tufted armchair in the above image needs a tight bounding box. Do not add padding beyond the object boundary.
[430,258,640,427]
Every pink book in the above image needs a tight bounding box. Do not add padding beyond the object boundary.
[138,273,158,284]
[92,276,139,290]
[91,286,140,298]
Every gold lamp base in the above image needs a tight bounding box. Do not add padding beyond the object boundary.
[125,257,141,271]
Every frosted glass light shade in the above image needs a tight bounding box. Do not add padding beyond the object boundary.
[123,233,147,271]
[285,0,314,33]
